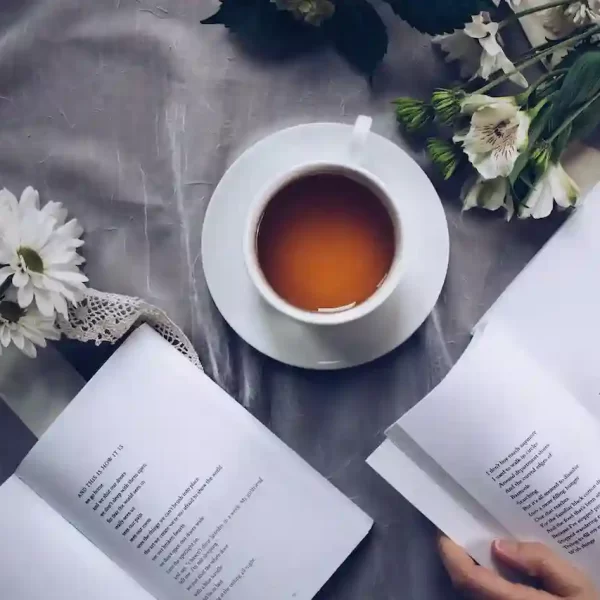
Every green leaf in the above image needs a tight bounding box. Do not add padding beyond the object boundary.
[382,0,490,34]
[570,95,600,141]
[509,107,551,185]
[323,0,388,77]
[550,123,571,162]
[202,0,388,77]
[201,0,324,58]
[554,38,599,70]
[547,50,600,132]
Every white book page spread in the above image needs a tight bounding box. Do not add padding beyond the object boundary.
[17,326,372,600]
[0,476,151,600]
[479,182,600,419]
[367,439,510,569]
[391,324,600,583]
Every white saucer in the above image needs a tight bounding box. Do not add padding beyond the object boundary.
[202,123,449,370]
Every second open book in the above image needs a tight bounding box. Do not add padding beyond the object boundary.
[368,183,600,584]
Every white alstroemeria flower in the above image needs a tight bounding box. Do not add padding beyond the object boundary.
[519,163,580,219]
[0,187,87,318]
[564,0,600,25]
[433,31,481,79]
[434,13,528,87]
[465,13,529,87]
[454,95,530,180]
[460,94,518,114]
[462,176,514,220]
[0,298,60,358]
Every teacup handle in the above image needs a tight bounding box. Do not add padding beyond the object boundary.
[349,115,373,162]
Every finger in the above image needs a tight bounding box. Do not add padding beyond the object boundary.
[493,540,590,597]
[439,537,547,600]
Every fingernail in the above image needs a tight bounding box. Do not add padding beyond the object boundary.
[494,539,519,555]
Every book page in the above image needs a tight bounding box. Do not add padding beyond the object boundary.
[393,323,600,584]
[0,476,151,599]
[17,325,372,600]
[479,183,600,420]
[367,437,511,570]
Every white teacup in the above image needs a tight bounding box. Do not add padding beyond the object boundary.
[243,116,404,327]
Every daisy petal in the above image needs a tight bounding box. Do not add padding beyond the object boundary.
[34,289,55,317]
[0,327,10,347]
[17,282,35,308]
[56,284,77,303]
[11,330,24,350]
[47,269,89,284]
[0,188,18,215]
[51,292,69,319]
[20,339,37,358]
[20,326,46,345]
[12,269,29,288]
[20,187,40,212]
[40,201,67,224]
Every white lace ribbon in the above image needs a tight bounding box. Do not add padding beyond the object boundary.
[57,288,202,369]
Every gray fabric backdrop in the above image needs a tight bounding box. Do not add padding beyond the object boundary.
[0,1,569,598]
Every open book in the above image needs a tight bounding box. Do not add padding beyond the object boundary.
[0,325,372,600]
[368,183,600,583]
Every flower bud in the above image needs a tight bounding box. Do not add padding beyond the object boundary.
[426,138,462,180]
[393,97,433,132]
[431,88,464,125]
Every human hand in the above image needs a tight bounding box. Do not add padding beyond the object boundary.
[439,536,598,600]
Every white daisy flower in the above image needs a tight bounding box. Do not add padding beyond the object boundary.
[453,95,530,180]
[0,187,87,318]
[0,299,60,358]
[434,12,528,88]
[462,176,515,220]
[519,163,580,219]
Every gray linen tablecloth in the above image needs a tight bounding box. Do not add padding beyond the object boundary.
[0,1,565,598]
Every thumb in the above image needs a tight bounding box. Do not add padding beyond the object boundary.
[492,540,587,597]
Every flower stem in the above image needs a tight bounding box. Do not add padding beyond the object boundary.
[499,0,576,27]
[474,24,600,95]
[547,87,600,142]
[521,68,568,100]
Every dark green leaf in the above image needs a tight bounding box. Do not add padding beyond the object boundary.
[550,123,572,162]
[511,168,536,205]
[509,152,529,186]
[201,0,324,59]
[554,38,599,70]
[382,0,490,34]
[324,0,388,77]
[570,95,600,141]
[547,50,600,132]
[509,107,551,185]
